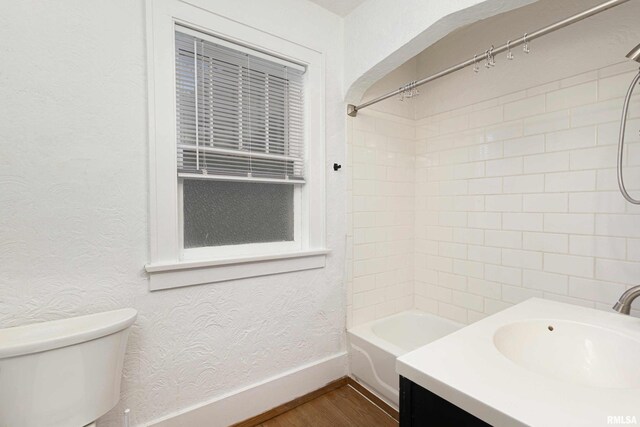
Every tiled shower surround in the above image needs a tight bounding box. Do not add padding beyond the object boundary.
[346,112,416,327]
[347,61,640,327]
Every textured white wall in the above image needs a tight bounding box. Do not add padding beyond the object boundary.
[0,0,346,425]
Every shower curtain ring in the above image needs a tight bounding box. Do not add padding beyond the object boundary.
[523,33,530,54]
[473,54,479,73]
[507,40,514,60]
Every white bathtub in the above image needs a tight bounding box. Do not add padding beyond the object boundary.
[348,310,463,407]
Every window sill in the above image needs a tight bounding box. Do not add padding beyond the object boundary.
[145,249,330,291]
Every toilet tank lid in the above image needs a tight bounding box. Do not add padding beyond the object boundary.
[0,308,137,359]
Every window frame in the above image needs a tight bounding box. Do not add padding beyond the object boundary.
[145,0,327,291]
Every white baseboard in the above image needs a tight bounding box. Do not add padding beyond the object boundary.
[147,352,348,427]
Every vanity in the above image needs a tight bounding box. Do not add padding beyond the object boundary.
[396,298,640,426]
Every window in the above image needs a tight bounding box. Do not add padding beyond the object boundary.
[174,29,304,256]
[175,29,305,184]
[182,180,294,248]
[145,1,326,290]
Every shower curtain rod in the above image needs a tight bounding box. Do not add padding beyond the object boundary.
[346,0,631,117]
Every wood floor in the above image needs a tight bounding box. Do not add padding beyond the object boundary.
[256,385,398,427]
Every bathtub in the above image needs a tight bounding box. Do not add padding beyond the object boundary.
[348,310,463,407]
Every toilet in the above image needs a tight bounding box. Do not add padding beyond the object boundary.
[0,308,137,427]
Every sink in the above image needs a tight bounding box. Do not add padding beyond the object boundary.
[397,299,640,426]
[494,319,640,389]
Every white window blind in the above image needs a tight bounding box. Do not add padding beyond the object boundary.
[175,28,306,184]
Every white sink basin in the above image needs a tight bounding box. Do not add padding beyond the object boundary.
[397,299,640,427]
[494,319,640,389]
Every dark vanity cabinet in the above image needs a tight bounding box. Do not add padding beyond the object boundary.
[399,376,491,427]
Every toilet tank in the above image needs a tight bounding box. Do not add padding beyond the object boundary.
[0,308,137,427]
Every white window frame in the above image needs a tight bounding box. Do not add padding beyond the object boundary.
[145,0,327,291]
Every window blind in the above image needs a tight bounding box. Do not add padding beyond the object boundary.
[175,28,306,184]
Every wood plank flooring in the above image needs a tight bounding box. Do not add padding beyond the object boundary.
[256,385,398,427]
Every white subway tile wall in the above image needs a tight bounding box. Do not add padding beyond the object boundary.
[415,63,640,324]
[346,112,416,327]
[347,62,640,327]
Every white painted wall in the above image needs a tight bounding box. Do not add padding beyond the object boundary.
[344,0,537,103]
[0,0,346,425]
[413,0,640,118]
[358,58,418,119]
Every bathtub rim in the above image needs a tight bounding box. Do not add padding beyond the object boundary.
[347,309,465,358]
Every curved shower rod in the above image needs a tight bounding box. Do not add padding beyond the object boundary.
[346,0,631,117]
